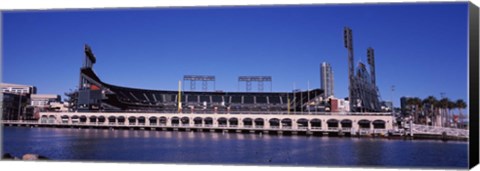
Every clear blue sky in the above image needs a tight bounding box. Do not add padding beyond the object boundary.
[2,2,469,108]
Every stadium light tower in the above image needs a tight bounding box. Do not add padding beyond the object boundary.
[238,76,272,92]
[183,75,216,91]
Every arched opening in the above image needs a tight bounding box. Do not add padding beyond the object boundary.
[341,119,353,129]
[89,116,97,124]
[108,116,116,125]
[217,117,227,127]
[71,115,80,124]
[204,117,213,127]
[358,119,371,129]
[59,115,67,124]
[181,117,190,126]
[372,120,386,129]
[128,116,136,125]
[281,118,292,129]
[297,118,309,129]
[48,115,56,124]
[243,118,253,128]
[159,117,167,126]
[98,116,106,124]
[254,118,264,128]
[40,115,48,123]
[171,117,180,126]
[228,118,238,127]
[79,116,87,123]
[117,116,126,125]
[193,117,203,126]
[269,118,280,128]
[327,119,339,130]
[138,116,146,125]
[149,116,158,126]
[310,119,322,129]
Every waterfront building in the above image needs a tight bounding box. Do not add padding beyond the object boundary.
[400,96,410,116]
[380,101,393,112]
[1,83,37,120]
[70,45,324,113]
[2,93,30,120]
[0,83,37,94]
[320,62,334,99]
[37,44,394,136]
[31,94,61,107]
[329,98,350,113]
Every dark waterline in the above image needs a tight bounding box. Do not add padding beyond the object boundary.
[2,126,468,168]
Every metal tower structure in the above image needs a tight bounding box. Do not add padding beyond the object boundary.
[367,47,376,85]
[344,27,355,111]
[343,27,381,112]
[238,76,272,92]
[183,75,216,91]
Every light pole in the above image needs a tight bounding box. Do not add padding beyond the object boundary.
[391,85,395,128]
[391,85,395,114]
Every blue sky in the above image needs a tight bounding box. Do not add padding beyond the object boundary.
[2,2,469,108]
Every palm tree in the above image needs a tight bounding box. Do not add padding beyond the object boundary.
[423,96,437,126]
[447,100,456,128]
[439,98,450,127]
[407,97,422,124]
[456,99,467,128]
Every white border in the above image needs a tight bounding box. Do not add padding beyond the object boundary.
[0,0,475,171]
[0,0,472,10]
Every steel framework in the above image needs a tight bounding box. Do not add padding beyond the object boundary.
[238,76,272,92]
[344,27,381,112]
[183,75,216,91]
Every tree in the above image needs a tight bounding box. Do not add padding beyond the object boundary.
[407,97,422,124]
[447,100,456,128]
[439,98,451,127]
[456,99,467,128]
[423,96,437,126]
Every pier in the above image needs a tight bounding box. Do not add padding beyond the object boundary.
[1,111,468,140]
[3,111,396,137]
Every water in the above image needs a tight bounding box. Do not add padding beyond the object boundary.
[2,126,468,169]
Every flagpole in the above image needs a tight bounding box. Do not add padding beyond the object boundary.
[308,80,310,113]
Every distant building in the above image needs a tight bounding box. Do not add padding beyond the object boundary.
[320,62,334,99]
[400,96,410,116]
[329,97,349,113]
[1,83,36,120]
[31,94,61,107]
[1,83,37,94]
[30,94,64,118]
[2,93,30,120]
[380,101,393,112]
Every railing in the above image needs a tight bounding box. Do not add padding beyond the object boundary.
[1,120,402,136]
[373,129,387,134]
[359,128,370,135]
[328,127,338,131]
[39,111,392,116]
[409,124,469,137]
[282,126,292,129]
[298,126,308,129]
[341,128,352,131]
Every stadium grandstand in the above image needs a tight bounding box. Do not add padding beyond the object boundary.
[67,45,324,113]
